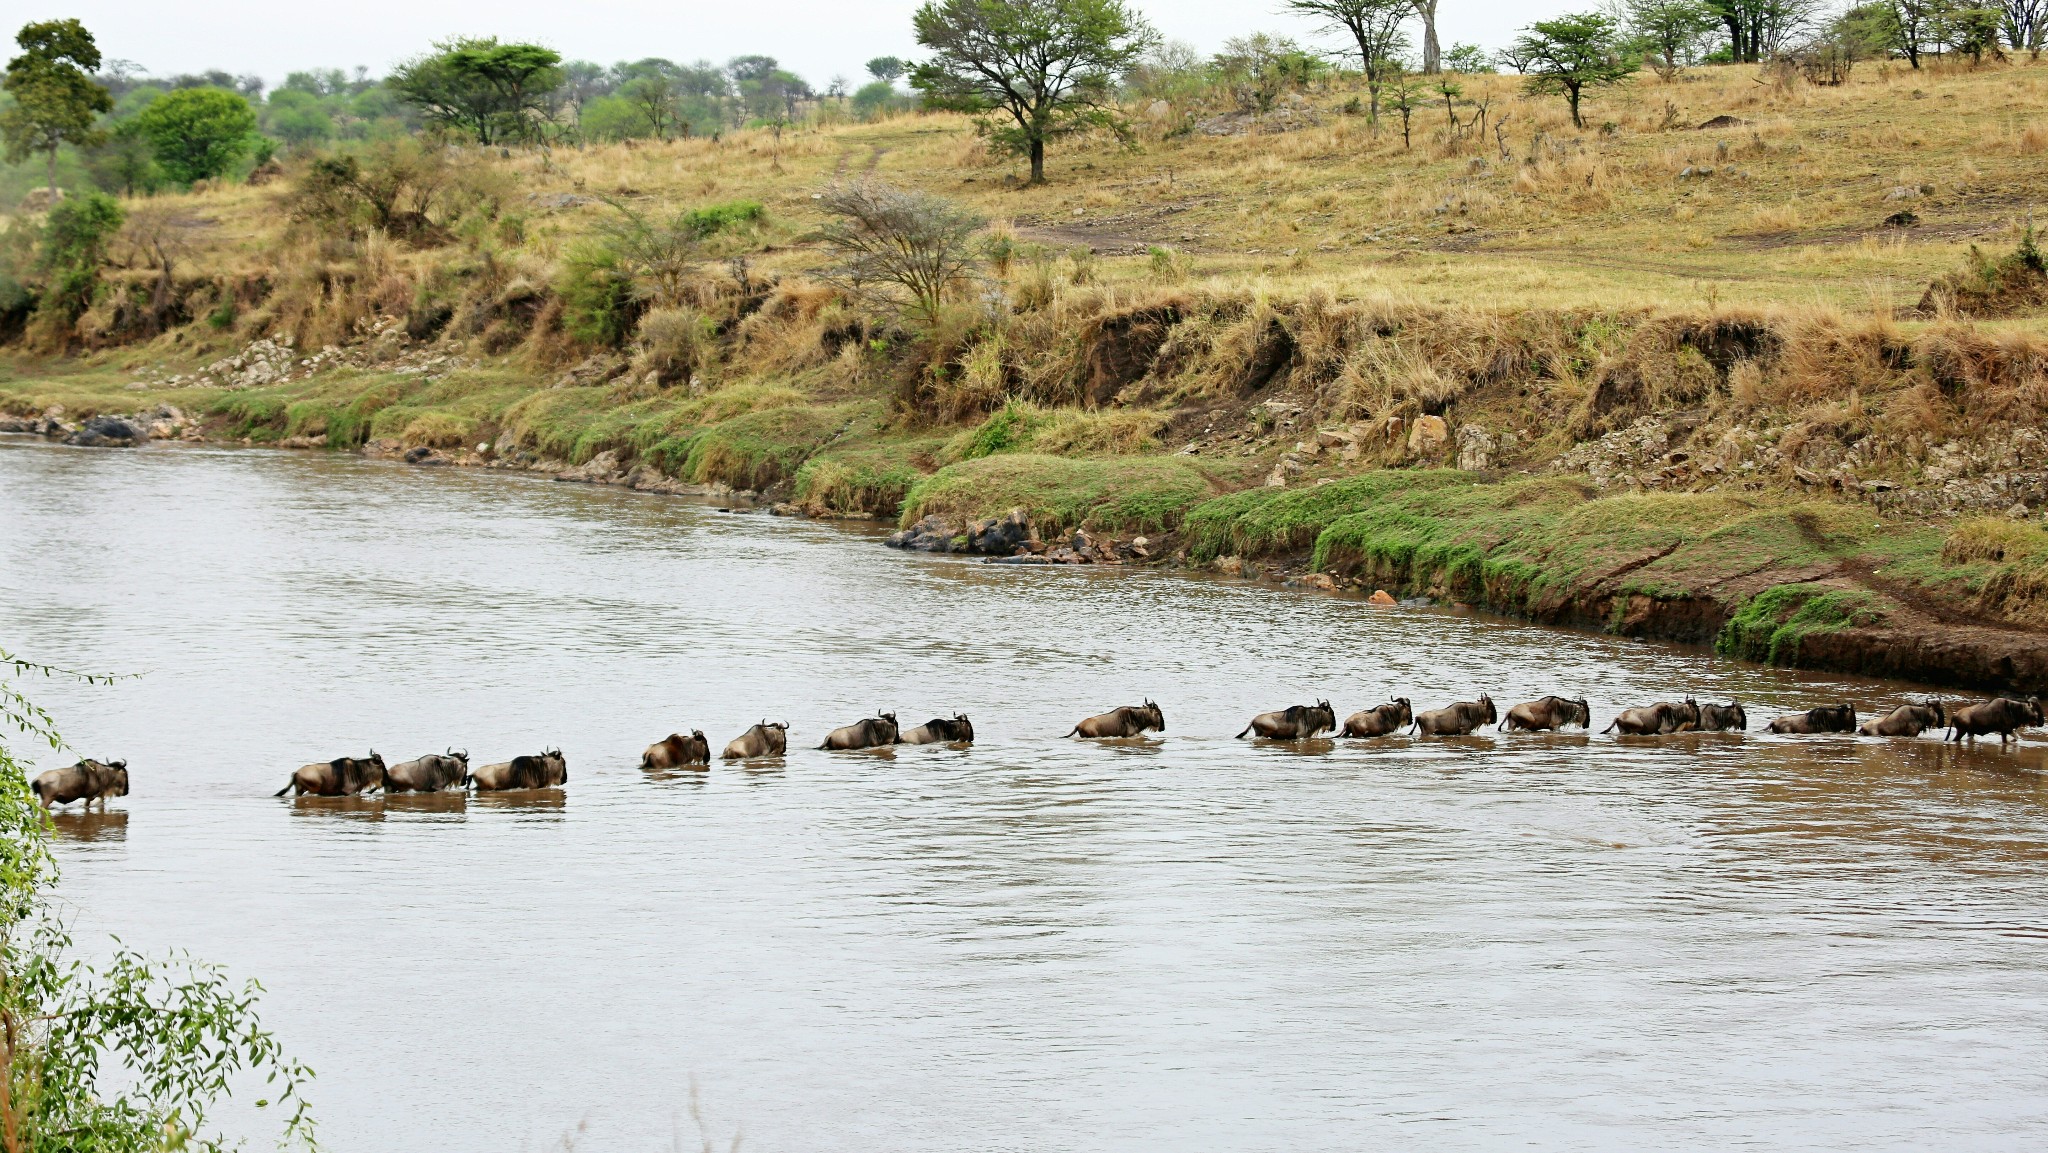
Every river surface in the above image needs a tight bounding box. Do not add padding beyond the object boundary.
[4,436,2047,1152]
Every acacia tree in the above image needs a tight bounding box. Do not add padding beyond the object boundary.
[390,38,564,145]
[0,20,113,197]
[1502,13,1637,129]
[133,88,258,185]
[0,649,317,1152]
[1285,0,1412,120]
[2004,0,2047,54]
[911,0,1156,185]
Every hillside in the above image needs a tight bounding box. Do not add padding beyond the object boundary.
[6,58,2048,691]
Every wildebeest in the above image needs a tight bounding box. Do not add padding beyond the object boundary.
[1696,701,1748,732]
[1859,700,1947,738]
[1500,696,1590,732]
[1946,696,2045,743]
[1604,699,1700,735]
[31,758,128,810]
[1066,700,1165,738]
[385,750,469,792]
[1765,703,1857,734]
[1341,698,1412,737]
[274,752,386,797]
[820,713,900,750]
[1413,695,1498,736]
[722,721,789,760]
[900,715,974,745]
[1238,700,1336,740]
[641,731,711,769]
[469,749,568,791]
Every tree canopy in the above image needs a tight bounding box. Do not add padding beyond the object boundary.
[390,37,565,145]
[1503,12,1638,128]
[133,87,258,184]
[911,0,1156,185]
[0,19,114,194]
[1284,0,1413,117]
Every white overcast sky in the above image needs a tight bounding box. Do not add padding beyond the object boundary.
[41,0,1562,89]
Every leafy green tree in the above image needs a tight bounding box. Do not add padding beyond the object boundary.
[2004,0,2047,54]
[0,20,114,196]
[1834,1,1905,55]
[1624,0,1720,79]
[1705,0,1820,62]
[852,79,908,119]
[911,0,1157,185]
[389,37,564,145]
[1442,41,1495,71]
[133,87,257,184]
[1502,12,1637,129]
[1386,69,1422,147]
[817,181,984,326]
[1284,0,1413,119]
[0,648,317,1152]
[1940,4,2008,59]
[619,73,684,140]
[264,88,334,148]
[866,55,908,81]
[33,190,122,321]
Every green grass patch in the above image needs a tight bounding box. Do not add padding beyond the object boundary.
[903,453,1221,536]
[683,402,865,490]
[793,439,940,518]
[1716,583,1887,665]
[1183,469,1479,561]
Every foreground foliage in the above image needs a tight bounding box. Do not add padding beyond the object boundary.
[0,649,316,1153]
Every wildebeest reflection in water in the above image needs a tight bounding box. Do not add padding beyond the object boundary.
[50,808,128,843]
[470,789,567,815]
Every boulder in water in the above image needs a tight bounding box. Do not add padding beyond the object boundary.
[64,416,146,448]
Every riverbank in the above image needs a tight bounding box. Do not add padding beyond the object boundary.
[8,393,2048,696]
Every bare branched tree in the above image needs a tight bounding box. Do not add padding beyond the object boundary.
[815,181,986,325]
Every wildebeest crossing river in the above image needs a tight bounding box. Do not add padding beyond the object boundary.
[4,436,2048,1152]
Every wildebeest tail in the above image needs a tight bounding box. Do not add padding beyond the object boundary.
[1601,719,1618,734]
[272,778,294,797]
[1235,723,1253,739]
[1063,725,1081,738]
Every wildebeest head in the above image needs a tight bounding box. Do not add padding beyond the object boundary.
[953,713,974,742]
[449,747,470,766]
[1571,698,1591,727]
[1144,699,1165,732]
[2026,696,2046,725]
[1481,695,1498,725]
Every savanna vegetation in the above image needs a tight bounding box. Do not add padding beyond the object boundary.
[4,0,2048,686]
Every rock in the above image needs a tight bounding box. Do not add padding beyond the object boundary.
[886,514,963,552]
[1264,463,1289,488]
[1456,423,1497,471]
[404,446,452,466]
[1145,99,1172,122]
[967,508,1037,555]
[1883,185,1922,202]
[1882,210,1919,228]
[1299,573,1337,591]
[1213,555,1245,577]
[554,449,626,484]
[1367,589,1397,605]
[1696,115,1749,130]
[63,416,146,448]
[1408,414,1448,457]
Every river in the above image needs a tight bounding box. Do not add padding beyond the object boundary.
[3,436,2046,1152]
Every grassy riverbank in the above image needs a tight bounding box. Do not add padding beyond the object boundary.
[7,58,2048,691]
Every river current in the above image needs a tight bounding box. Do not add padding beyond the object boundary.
[3,436,2046,1152]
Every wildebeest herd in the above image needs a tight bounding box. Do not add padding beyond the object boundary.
[26,693,2047,809]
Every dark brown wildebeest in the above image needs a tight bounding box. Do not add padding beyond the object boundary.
[1946,696,2045,743]
[1341,699,1412,737]
[1859,700,1947,738]
[32,758,128,810]
[1067,700,1165,738]
[820,713,900,750]
[1604,699,1700,735]
[1765,703,1857,734]
[1413,695,1498,737]
[722,721,789,760]
[274,752,386,797]
[1500,696,1590,732]
[900,715,974,745]
[1696,701,1748,732]
[385,750,469,792]
[469,749,568,791]
[1238,700,1336,740]
[641,731,711,769]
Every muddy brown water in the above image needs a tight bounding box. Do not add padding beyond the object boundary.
[4,436,2047,1152]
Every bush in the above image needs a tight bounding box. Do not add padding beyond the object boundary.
[33,190,123,321]
[632,307,716,386]
[133,87,258,184]
[558,240,639,347]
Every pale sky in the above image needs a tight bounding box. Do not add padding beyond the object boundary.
[38,0,1563,90]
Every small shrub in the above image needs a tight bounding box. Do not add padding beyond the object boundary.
[1716,583,1884,665]
[633,307,715,386]
[400,410,476,447]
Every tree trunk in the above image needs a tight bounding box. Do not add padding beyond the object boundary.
[46,147,59,197]
[1415,0,1442,74]
[1029,136,1045,184]
[1568,84,1583,129]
